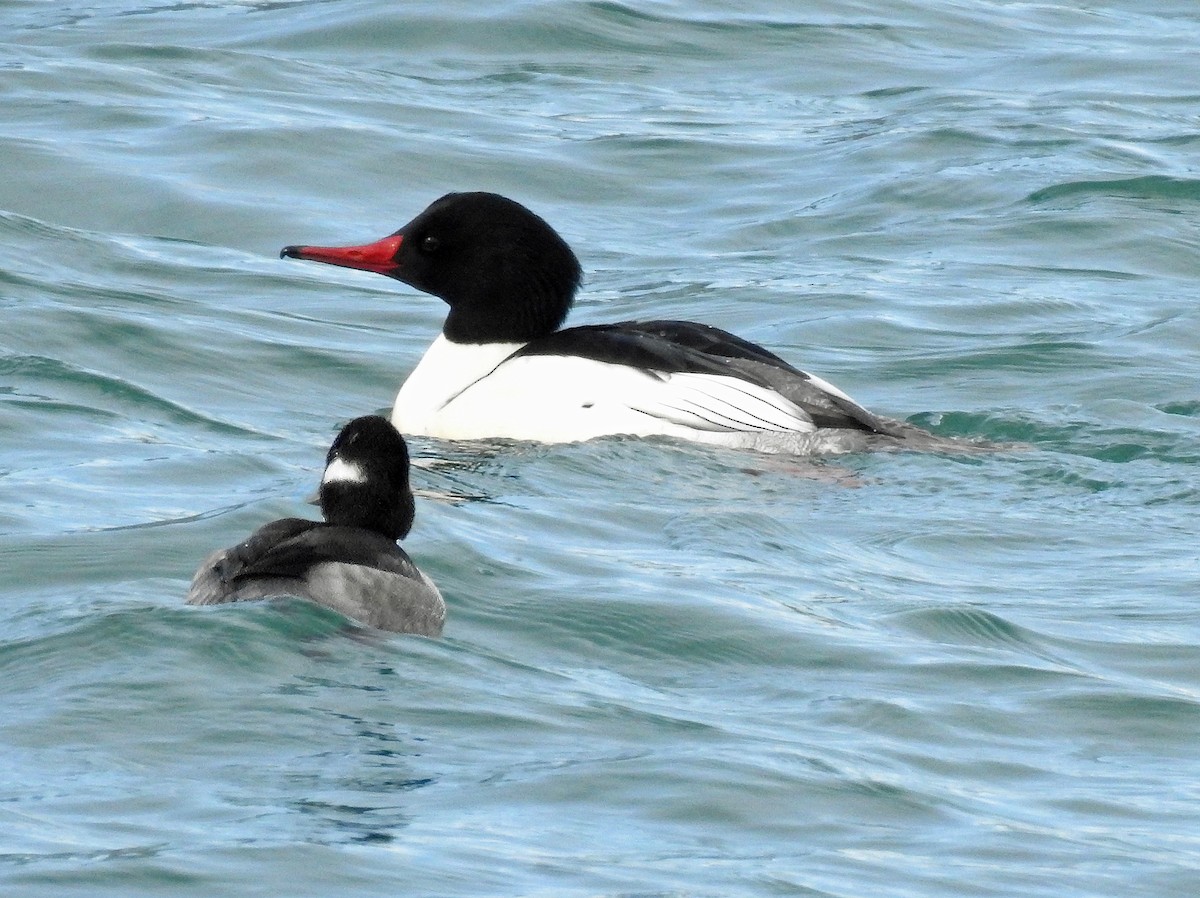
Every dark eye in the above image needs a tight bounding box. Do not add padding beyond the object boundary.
[420,235,440,254]
[331,430,359,457]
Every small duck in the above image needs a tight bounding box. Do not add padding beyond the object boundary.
[186,415,444,636]
[282,192,948,454]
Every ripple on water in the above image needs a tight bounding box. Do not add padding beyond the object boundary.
[3,1,1200,896]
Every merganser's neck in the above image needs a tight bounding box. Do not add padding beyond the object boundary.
[392,334,526,436]
[442,293,570,344]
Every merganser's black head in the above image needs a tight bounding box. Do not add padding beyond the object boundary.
[319,415,415,541]
[281,192,583,344]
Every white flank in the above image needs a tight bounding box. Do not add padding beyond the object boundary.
[391,335,826,445]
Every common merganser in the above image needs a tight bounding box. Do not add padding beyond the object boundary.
[186,415,444,635]
[281,192,946,454]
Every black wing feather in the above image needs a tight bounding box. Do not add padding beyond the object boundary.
[218,520,418,584]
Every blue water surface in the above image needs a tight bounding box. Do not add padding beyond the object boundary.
[1,2,1198,896]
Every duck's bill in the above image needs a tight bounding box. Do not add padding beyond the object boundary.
[279,233,403,276]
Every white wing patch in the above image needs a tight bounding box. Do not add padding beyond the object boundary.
[630,371,816,433]
[802,370,860,406]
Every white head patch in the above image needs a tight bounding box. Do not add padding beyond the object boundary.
[322,457,367,485]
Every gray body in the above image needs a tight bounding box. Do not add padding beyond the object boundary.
[186,550,445,636]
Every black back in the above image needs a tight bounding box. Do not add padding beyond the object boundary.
[215,518,420,585]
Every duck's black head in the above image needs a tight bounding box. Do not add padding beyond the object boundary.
[281,192,583,344]
[318,415,415,541]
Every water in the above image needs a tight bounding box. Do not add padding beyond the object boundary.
[2,1,1199,895]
